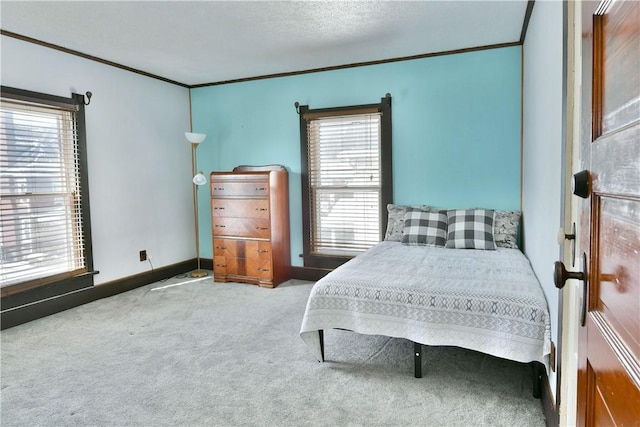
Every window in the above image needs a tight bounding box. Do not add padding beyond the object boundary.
[0,87,93,299]
[299,95,392,269]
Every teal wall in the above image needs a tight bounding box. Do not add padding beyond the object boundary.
[191,46,522,266]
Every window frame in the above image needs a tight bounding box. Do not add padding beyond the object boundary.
[0,86,95,308]
[299,94,392,269]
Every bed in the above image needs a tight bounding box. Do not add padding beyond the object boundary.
[299,207,552,398]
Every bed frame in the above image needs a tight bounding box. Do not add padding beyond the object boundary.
[316,330,544,398]
[301,241,551,402]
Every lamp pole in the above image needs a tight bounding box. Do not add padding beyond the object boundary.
[186,132,208,278]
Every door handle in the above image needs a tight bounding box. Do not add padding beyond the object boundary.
[554,253,588,326]
[554,259,585,289]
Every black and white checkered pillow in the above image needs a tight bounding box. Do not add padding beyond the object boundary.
[401,209,447,246]
[445,209,496,250]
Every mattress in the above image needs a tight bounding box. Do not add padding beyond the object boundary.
[300,241,551,369]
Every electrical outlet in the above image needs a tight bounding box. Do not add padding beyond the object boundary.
[139,250,147,262]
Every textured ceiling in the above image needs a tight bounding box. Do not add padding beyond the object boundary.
[0,1,530,87]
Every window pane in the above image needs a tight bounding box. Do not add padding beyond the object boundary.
[307,113,381,256]
[311,188,380,254]
[0,99,85,287]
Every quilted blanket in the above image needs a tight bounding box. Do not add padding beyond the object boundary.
[300,241,551,368]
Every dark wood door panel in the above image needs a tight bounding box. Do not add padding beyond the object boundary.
[595,197,640,361]
[579,1,640,425]
[600,0,639,135]
[592,125,640,197]
[586,316,640,426]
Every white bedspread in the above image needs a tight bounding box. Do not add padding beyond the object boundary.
[300,241,551,368]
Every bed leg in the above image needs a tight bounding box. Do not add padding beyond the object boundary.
[414,342,423,378]
[319,330,325,362]
[531,362,544,399]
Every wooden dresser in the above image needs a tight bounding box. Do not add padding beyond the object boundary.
[210,166,290,288]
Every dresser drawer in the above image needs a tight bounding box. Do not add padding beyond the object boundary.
[213,238,239,258]
[212,218,270,239]
[213,256,230,274]
[247,259,272,279]
[213,239,272,261]
[211,180,269,197]
[211,199,269,219]
[214,257,247,276]
[245,240,272,261]
[213,257,272,280]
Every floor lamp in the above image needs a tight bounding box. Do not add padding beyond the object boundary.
[185,132,208,278]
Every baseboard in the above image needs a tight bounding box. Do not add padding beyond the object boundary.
[291,266,331,281]
[200,258,213,271]
[542,371,558,427]
[1,271,98,310]
[1,259,196,330]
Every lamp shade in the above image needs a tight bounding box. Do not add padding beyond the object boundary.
[185,132,207,144]
[193,173,207,186]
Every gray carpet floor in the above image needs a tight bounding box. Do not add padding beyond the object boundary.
[1,274,546,426]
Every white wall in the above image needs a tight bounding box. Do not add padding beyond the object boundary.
[522,0,564,402]
[1,36,193,285]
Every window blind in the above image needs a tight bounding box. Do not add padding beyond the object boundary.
[0,98,86,288]
[307,113,382,255]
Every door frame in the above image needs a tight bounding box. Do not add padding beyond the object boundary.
[559,1,582,426]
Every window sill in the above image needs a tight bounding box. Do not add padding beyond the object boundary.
[1,270,99,312]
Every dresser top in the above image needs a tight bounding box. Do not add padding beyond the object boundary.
[232,164,286,172]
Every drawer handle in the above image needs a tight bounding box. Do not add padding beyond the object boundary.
[215,224,226,228]
[257,268,270,272]
[256,187,266,191]
[257,249,269,253]
[256,227,268,230]
[255,208,268,211]
[216,264,227,268]
[215,246,227,250]
[214,207,225,210]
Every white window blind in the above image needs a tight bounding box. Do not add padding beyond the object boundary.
[0,98,86,288]
[307,113,382,256]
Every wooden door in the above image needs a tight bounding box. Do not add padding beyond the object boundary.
[578,1,640,425]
